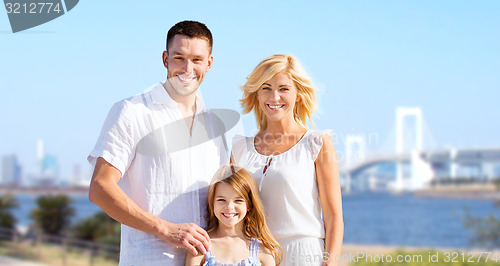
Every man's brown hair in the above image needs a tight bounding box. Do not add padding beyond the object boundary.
[166,20,213,54]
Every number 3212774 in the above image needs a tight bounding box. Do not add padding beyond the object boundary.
[443,252,499,263]
[5,3,62,14]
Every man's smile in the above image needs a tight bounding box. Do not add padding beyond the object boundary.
[177,74,197,84]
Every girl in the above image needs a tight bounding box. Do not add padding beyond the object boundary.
[185,164,282,266]
[232,54,344,265]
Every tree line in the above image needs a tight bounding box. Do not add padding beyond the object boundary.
[0,193,120,246]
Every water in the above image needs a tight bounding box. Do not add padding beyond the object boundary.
[342,192,499,248]
[4,192,499,248]
[8,194,102,228]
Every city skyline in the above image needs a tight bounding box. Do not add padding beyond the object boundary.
[1,1,499,180]
[0,139,86,187]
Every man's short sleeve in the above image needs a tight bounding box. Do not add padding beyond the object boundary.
[88,100,135,175]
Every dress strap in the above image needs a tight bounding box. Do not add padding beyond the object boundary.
[249,238,260,259]
[203,251,215,266]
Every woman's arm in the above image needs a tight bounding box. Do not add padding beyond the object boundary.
[315,135,344,266]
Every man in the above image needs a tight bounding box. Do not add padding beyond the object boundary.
[88,21,227,265]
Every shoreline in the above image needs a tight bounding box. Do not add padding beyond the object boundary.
[415,184,500,200]
[0,186,89,196]
[2,185,499,200]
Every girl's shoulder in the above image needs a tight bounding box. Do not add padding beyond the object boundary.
[256,242,275,265]
[185,249,205,266]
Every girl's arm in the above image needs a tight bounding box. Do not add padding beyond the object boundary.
[185,251,204,266]
[258,247,276,266]
[315,135,344,266]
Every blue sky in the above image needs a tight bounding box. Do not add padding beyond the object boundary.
[1,0,499,180]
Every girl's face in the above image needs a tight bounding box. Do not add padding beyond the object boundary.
[213,182,248,229]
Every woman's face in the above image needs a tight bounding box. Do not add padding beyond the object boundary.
[213,182,247,229]
[256,71,299,125]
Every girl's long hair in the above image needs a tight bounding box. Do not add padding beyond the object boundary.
[205,164,282,264]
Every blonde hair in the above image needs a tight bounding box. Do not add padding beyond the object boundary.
[241,54,317,131]
[206,165,282,264]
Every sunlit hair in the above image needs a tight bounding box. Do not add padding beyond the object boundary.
[241,54,317,131]
[205,164,282,264]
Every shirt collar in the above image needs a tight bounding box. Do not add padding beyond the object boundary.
[151,82,177,107]
[194,94,207,114]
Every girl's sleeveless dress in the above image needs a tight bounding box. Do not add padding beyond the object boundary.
[232,130,334,266]
[203,237,261,266]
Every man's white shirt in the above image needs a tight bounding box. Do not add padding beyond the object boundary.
[88,82,227,265]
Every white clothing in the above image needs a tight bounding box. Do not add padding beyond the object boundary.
[231,130,333,265]
[279,237,325,266]
[88,82,227,266]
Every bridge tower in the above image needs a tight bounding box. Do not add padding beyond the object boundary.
[396,107,423,153]
[394,107,431,190]
[346,135,366,168]
[345,135,366,192]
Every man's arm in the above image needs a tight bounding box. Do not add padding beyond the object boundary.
[88,157,211,255]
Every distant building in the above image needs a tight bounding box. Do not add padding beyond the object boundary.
[1,154,22,186]
[71,163,90,187]
[34,154,60,187]
[41,154,59,177]
[29,139,60,187]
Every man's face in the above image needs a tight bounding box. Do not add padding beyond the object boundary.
[162,35,213,97]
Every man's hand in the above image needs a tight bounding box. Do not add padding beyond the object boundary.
[158,222,211,256]
[90,157,211,256]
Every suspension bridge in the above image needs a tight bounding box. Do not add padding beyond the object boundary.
[341,107,500,192]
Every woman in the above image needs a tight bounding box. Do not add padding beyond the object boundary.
[231,54,343,265]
